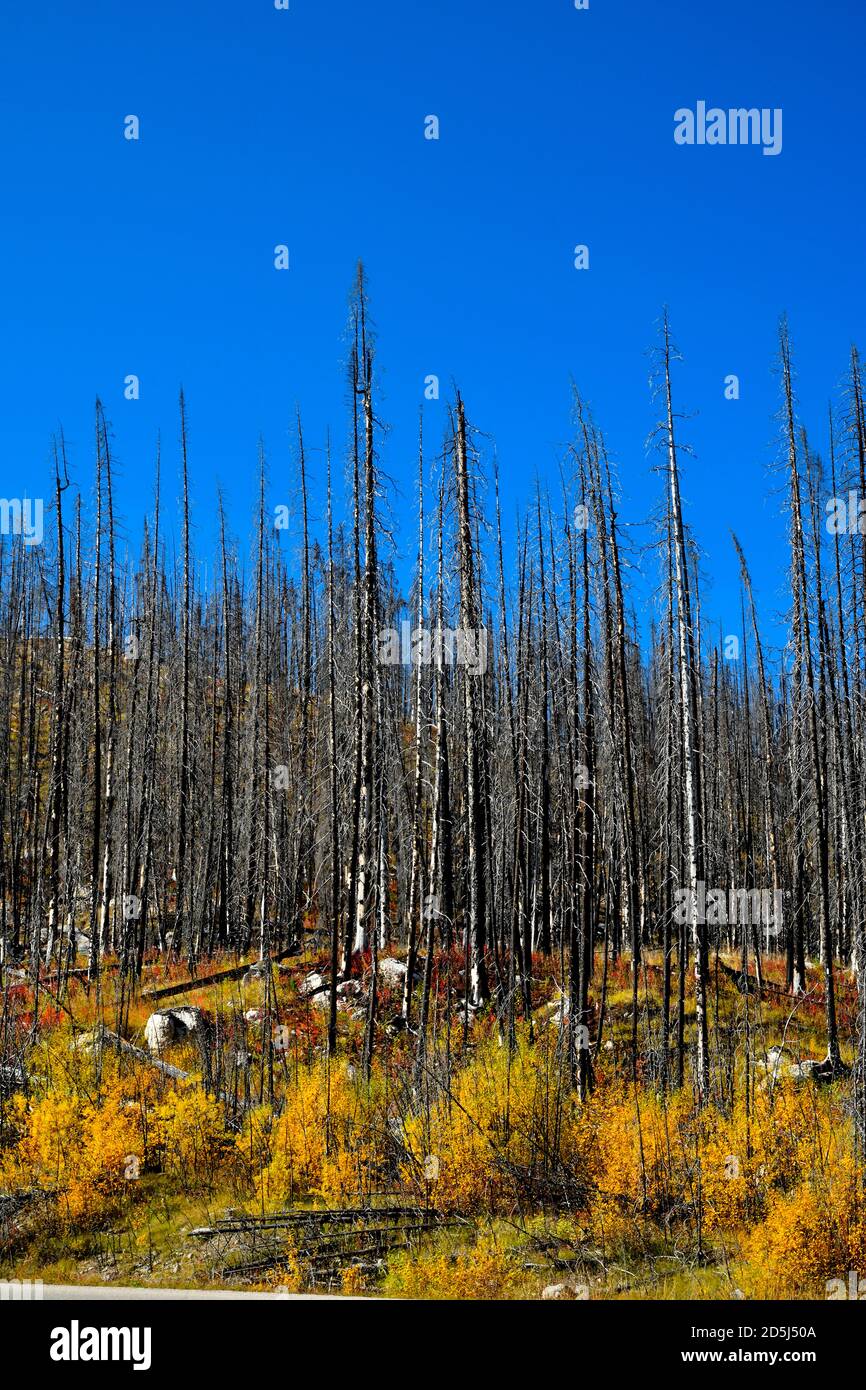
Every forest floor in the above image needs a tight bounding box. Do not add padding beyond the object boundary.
[1,937,863,1301]
[31,1284,347,1300]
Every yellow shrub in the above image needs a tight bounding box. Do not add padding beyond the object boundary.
[592,1084,696,1219]
[321,1147,365,1205]
[340,1263,368,1296]
[388,1237,518,1300]
[700,1083,848,1235]
[256,1061,370,1205]
[153,1086,235,1188]
[403,1033,599,1211]
[745,1162,866,1296]
[1,1084,143,1220]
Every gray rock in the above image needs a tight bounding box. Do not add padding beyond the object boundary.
[144,1006,208,1053]
[72,1025,121,1056]
[242,961,272,988]
[337,994,365,1013]
[755,1046,844,1086]
[534,995,570,1026]
[378,957,407,987]
[144,1013,177,1052]
[299,970,327,998]
[170,1006,207,1035]
[0,1062,27,1095]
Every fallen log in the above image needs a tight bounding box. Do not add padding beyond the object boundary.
[141,945,298,1002]
[71,1024,249,1109]
[72,1024,189,1080]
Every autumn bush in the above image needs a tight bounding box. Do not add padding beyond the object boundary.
[698,1082,847,1234]
[592,1082,697,1219]
[385,1233,519,1300]
[2,977,865,1302]
[252,1059,385,1205]
[0,1084,144,1221]
[402,1031,599,1211]
[152,1086,236,1191]
[743,1161,866,1296]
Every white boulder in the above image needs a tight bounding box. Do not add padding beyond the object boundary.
[299,971,326,998]
[144,1006,208,1053]
[378,958,408,987]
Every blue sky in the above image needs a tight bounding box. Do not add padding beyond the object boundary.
[2,0,864,651]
